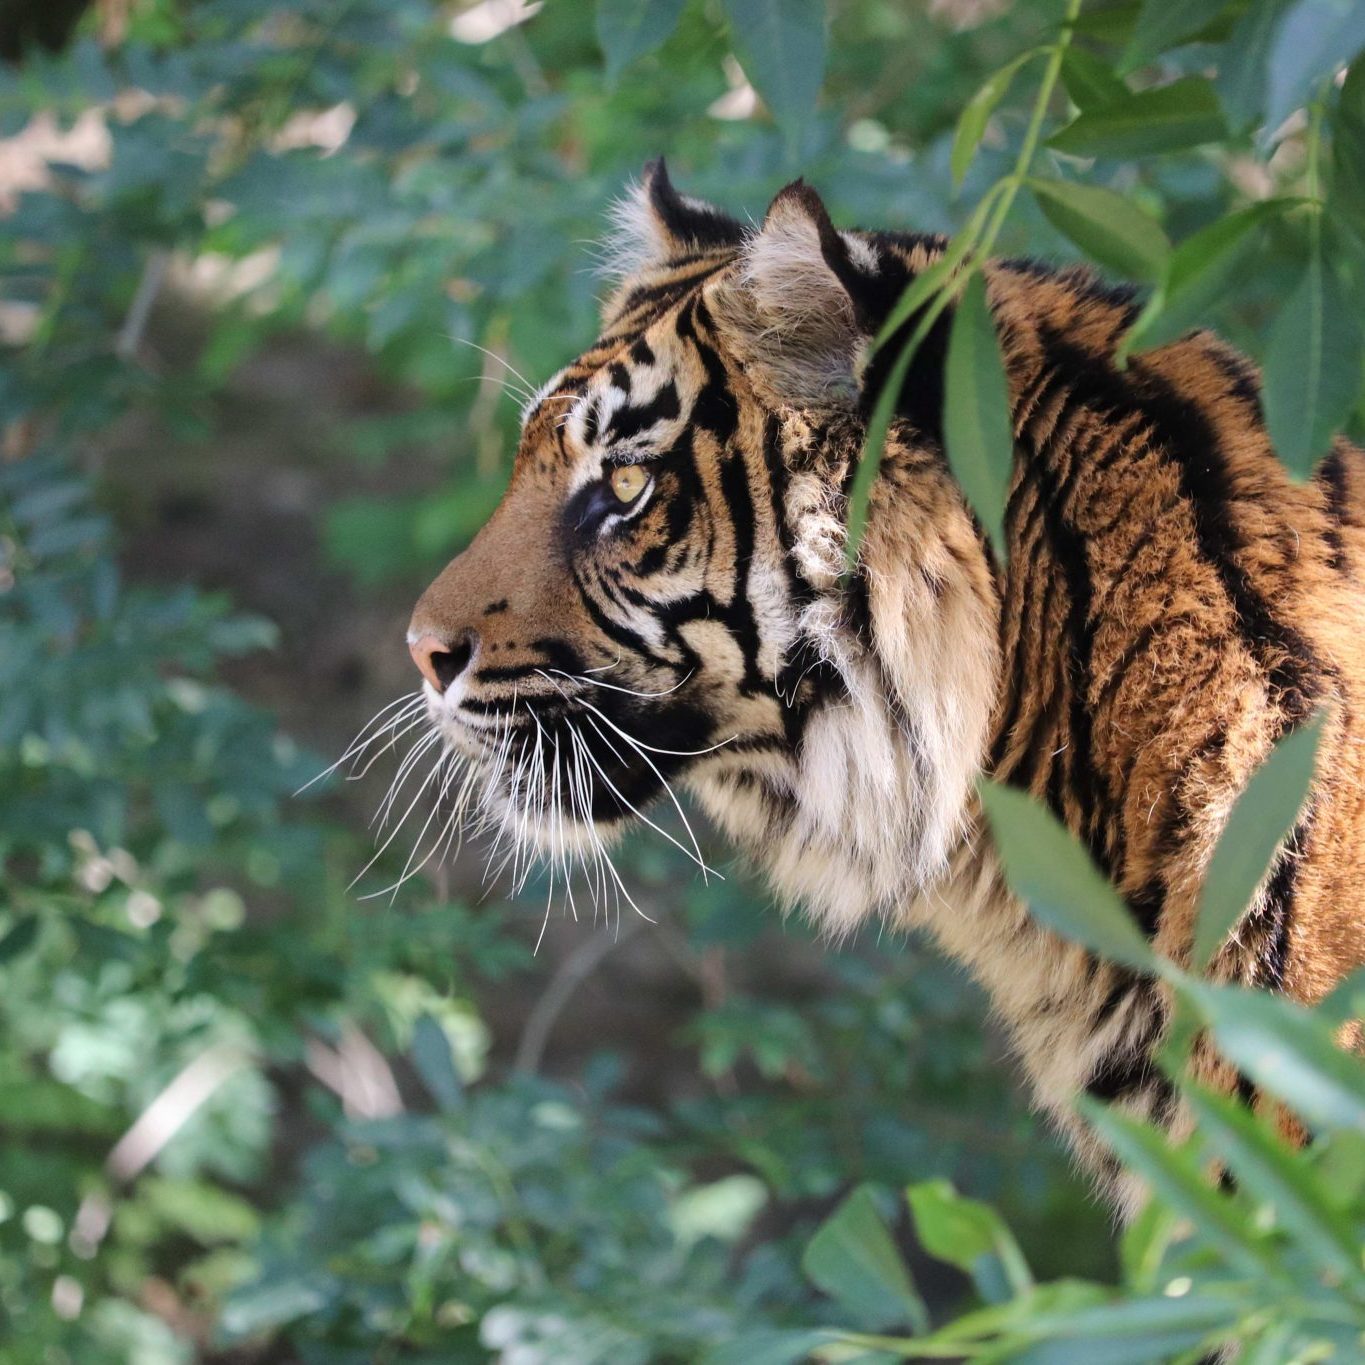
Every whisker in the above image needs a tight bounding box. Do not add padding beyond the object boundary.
[295,693,424,795]
[373,729,441,829]
[359,750,463,903]
[574,713,721,878]
[349,738,448,891]
[547,665,692,699]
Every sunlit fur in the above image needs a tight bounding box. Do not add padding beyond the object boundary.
[390,161,1365,1207]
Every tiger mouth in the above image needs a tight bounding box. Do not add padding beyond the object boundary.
[427,685,697,829]
[338,668,730,914]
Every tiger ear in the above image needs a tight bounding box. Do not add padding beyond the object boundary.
[714,180,876,408]
[603,158,745,280]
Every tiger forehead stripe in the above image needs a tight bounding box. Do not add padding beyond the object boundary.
[404,164,1365,1224]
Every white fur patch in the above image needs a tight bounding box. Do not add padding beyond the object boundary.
[600,177,671,281]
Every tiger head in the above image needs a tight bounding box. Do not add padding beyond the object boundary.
[407,161,1000,933]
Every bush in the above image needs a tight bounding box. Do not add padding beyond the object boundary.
[2,2,1363,1362]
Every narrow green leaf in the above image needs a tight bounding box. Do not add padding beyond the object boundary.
[1332,62,1365,235]
[850,259,964,568]
[1119,0,1236,74]
[1183,1084,1365,1292]
[1317,965,1365,1027]
[872,228,980,353]
[978,780,1158,973]
[1194,716,1322,971]
[907,1180,1033,1303]
[1061,48,1129,111]
[722,0,827,154]
[1008,1294,1240,1343]
[1048,77,1229,158]
[1216,0,1287,130]
[1004,1326,1230,1365]
[1031,179,1171,282]
[1080,1099,1278,1278]
[1311,1129,1365,1206]
[1117,1199,1178,1294]
[1264,247,1364,476]
[1265,0,1365,140]
[846,322,921,571]
[943,273,1013,552]
[699,1330,838,1365]
[1118,201,1287,361]
[951,50,1041,188]
[802,1185,928,1332]
[1184,979,1365,1131]
[595,0,687,82]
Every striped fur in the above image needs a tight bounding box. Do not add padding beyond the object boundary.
[408,163,1365,1206]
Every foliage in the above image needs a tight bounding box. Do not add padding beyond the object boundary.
[1,1,1364,1363]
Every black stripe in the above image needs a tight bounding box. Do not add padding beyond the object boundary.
[1021,411,1118,873]
[605,379,679,443]
[1317,445,1350,574]
[1251,811,1311,991]
[678,298,739,442]
[1042,327,1322,721]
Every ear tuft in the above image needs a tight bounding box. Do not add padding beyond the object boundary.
[601,157,745,281]
[713,180,875,408]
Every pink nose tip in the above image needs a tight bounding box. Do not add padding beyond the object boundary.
[408,632,475,694]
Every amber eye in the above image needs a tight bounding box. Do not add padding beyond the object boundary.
[609,464,649,503]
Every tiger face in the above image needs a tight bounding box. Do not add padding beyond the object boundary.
[407,161,1000,929]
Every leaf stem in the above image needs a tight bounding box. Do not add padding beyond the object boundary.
[975,0,1084,263]
[843,0,1083,569]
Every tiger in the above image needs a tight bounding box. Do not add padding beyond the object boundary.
[404,159,1365,1208]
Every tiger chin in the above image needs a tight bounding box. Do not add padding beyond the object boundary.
[404,159,1365,1211]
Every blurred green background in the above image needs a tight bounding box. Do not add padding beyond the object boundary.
[2,1,1363,1362]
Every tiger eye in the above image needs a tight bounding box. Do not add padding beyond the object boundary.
[610,465,648,503]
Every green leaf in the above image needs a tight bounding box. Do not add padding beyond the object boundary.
[1264,247,1364,476]
[722,0,827,154]
[873,209,988,352]
[1332,61,1365,234]
[1185,980,1365,1131]
[1317,965,1365,1026]
[0,914,40,964]
[951,50,1041,188]
[1216,0,1288,129]
[1048,78,1229,158]
[846,328,917,571]
[851,238,973,568]
[595,0,687,81]
[1265,0,1365,140]
[907,1180,1032,1303]
[1061,48,1129,111]
[1005,1323,1231,1365]
[1118,201,1287,360]
[411,1013,462,1112]
[942,273,1013,552]
[1009,1294,1240,1346]
[978,780,1158,973]
[1183,1084,1365,1292]
[1194,716,1322,971]
[1120,0,1237,74]
[219,1279,328,1338]
[802,1185,928,1332]
[1030,179,1171,282]
[1118,1198,1178,1293]
[699,1330,838,1365]
[1080,1100,1278,1278]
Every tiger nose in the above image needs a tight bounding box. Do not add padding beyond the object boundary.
[408,631,477,694]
